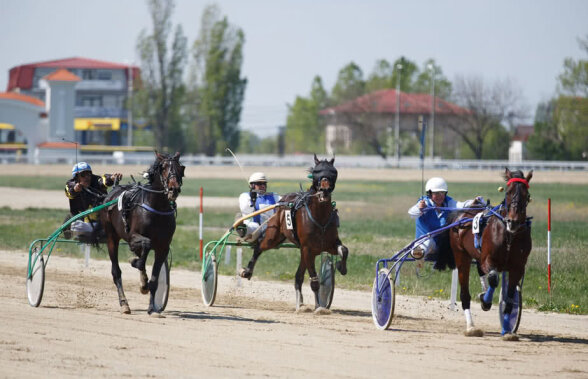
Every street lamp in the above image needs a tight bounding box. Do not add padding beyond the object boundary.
[428,63,435,159]
[395,63,403,163]
[127,65,134,147]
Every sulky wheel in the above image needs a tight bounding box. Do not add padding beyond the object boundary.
[26,244,45,307]
[152,258,170,313]
[317,253,335,309]
[201,254,218,307]
[372,268,395,330]
[499,272,523,334]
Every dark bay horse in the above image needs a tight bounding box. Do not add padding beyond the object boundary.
[449,168,532,339]
[100,151,184,315]
[239,154,349,311]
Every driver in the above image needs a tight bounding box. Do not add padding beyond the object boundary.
[237,172,281,242]
[408,177,480,269]
[63,162,122,238]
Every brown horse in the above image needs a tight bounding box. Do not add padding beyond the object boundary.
[239,154,349,310]
[100,151,184,315]
[449,168,532,339]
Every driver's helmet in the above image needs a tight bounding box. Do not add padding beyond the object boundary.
[425,177,448,193]
[248,172,267,184]
[72,162,92,178]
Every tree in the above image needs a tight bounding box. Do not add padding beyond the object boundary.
[189,4,247,156]
[557,35,588,97]
[447,75,527,159]
[135,0,187,151]
[412,59,452,100]
[284,76,328,153]
[330,62,365,105]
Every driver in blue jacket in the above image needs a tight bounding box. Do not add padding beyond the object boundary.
[408,177,479,269]
[237,172,281,242]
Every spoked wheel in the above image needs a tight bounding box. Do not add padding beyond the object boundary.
[26,245,45,307]
[201,254,218,306]
[317,253,335,309]
[372,268,395,330]
[499,272,523,334]
[152,258,170,313]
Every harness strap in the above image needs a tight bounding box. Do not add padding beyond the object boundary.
[304,201,335,234]
[507,178,529,188]
[140,203,176,216]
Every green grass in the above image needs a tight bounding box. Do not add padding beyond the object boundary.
[1,177,586,315]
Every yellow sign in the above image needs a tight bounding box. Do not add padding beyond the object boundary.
[0,123,15,130]
[74,118,121,131]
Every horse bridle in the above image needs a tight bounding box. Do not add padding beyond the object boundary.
[503,178,530,233]
[157,158,183,197]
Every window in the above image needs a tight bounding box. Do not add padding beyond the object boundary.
[97,70,112,80]
[82,69,96,80]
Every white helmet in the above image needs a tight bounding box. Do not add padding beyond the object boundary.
[248,172,267,184]
[425,177,448,193]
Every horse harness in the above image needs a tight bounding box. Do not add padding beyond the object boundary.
[114,184,177,233]
[284,190,338,248]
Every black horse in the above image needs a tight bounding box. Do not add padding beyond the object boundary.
[100,151,184,315]
[240,154,349,310]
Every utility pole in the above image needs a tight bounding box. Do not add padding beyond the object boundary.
[127,65,133,146]
[428,63,435,159]
[395,63,403,165]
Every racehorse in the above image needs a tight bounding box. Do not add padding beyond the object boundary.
[239,154,349,311]
[448,168,532,339]
[100,151,184,315]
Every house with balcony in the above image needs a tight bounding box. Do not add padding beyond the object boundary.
[6,57,139,146]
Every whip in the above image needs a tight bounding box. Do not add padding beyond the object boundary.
[225,148,249,184]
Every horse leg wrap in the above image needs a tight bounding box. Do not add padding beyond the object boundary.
[482,286,495,307]
[488,270,499,288]
[310,276,320,292]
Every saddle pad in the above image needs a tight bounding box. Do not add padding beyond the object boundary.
[117,191,127,211]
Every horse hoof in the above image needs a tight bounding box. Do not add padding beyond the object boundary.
[314,307,331,315]
[502,333,519,342]
[140,286,149,295]
[336,261,347,275]
[121,304,131,314]
[295,305,312,313]
[478,293,492,311]
[149,312,164,318]
[239,268,252,280]
[464,328,484,337]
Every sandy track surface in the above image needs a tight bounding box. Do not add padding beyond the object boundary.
[2,249,588,378]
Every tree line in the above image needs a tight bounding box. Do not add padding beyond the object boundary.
[133,0,587,161]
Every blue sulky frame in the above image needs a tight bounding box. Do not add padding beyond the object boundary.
[371,203,524,332]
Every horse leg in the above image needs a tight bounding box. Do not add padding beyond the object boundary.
[129,234,151,294]
[107,238,130,314]
[334,238,348,275]
[294,260,305,311]
[146,250,166,316]
[501,269,523,340]
[479,268,499,312]
[239,243,263,280]
[456,253,483,337]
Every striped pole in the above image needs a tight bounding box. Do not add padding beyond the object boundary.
[547,198,552,294]
[199,187,203,261]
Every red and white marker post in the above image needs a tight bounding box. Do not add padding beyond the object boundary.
[547,198,552,294]
[199,187,203,261]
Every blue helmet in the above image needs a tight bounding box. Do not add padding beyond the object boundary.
[71,162,92,178]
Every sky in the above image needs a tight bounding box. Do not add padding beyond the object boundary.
[1,0,587,138]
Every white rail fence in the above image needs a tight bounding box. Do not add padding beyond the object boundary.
[1,152,587,171]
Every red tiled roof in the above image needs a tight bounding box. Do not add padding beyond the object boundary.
[512,125,534,142]
[7,57,139,91]
[319,89,469,116]
[43,68,81,82]
[0,92,45,107]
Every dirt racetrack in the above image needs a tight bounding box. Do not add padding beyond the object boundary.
[1,249,587,378]
[1,164,588,377]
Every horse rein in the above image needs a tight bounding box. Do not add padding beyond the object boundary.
[157,158,182,197]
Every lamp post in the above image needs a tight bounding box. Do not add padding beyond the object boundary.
[127,65,133,146]
[428,63,435,159]
[395,63,403,163]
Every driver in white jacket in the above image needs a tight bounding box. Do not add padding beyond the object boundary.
[237,172,281,242]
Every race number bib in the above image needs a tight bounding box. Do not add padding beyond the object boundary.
[472,212,483,234]
[285,210,293,230]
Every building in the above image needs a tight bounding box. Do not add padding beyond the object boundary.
[509,124,534,162]
[6,57,140,146]
[319,89,469,157]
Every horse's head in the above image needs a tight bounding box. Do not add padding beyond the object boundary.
[503,167,532,233]
[148,151,185,201]
[309,154,337,202]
